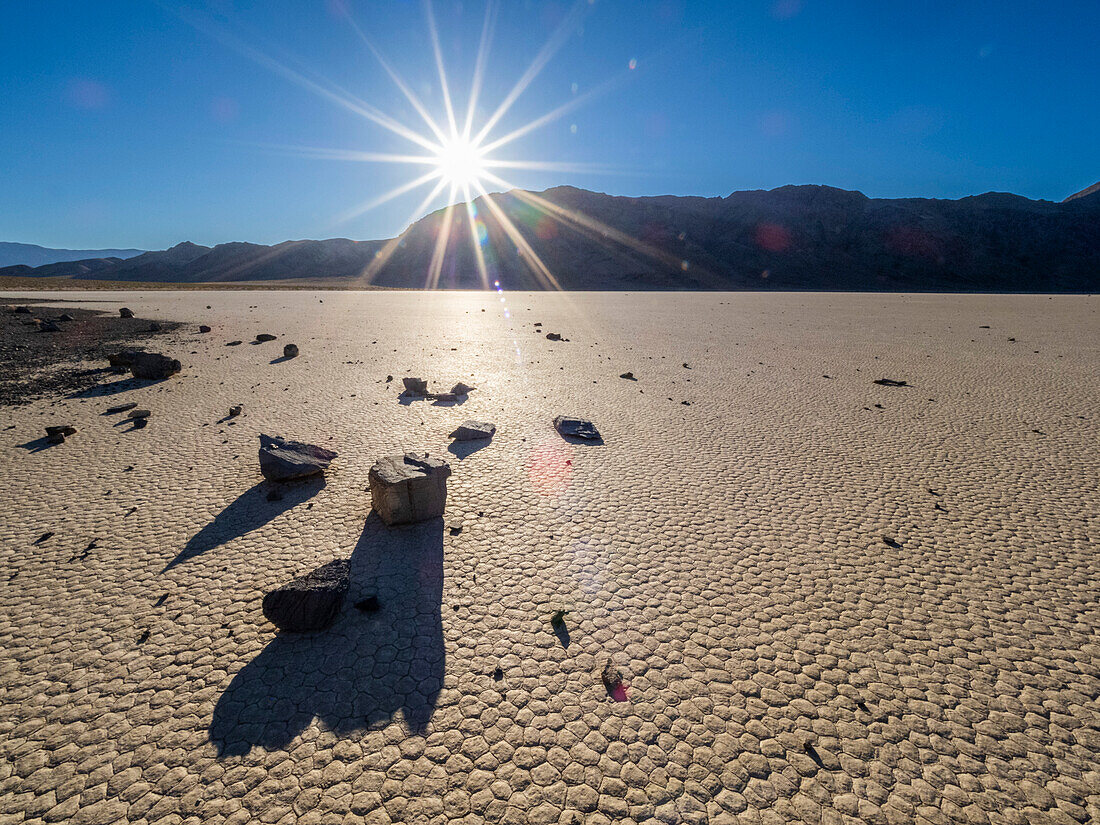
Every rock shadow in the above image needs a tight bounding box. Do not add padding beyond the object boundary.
[553,622,572,649]
[447,438,492,460]
[164,478,325,571]
[559,434,605,447]
[397,394,468,407]
[15,437,62,453]
[70,374,167,398]
[269,355,294,365]
[208,515,445,757]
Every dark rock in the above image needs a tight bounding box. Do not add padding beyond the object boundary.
[554,415,601,440]
[228,405,242,418]
[129,352,181,380]
[119,307,134,318]
[198,325,211,333]
[107,351,136,369]
[282,343,299,358]
[546,332,562,341]
[34,531,54,544]
[550,609,569,630]
[13,306,31,314]
[127,409,151,419]
[255,333,277,342]
[402,377,428,395]
[58,314,75,322]
[226,340,242,346]
[369,452,451,525]
[258,434,337,481]
[262,559,350,632]
[132,418,148,430]
[450,382,476,395]
[619,372,636,380]
[106,402,138,414]
[882,536,902,548]
[493,667,504,681]
[873,378,908,387]
[45,425,76,444]
[450,420,496,441]
[385,375,393,382]
[38,321,61,332]
[355,595,380,613]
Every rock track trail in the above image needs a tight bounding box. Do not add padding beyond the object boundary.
[1,290,1097,825]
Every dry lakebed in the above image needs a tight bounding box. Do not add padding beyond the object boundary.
[1,290,1098,825]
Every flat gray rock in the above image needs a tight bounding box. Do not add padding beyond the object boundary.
[369,452,451,525]
[258,434,337,481]
[262,559,350,632]
[450,420,496,441]
[554,415,601,440]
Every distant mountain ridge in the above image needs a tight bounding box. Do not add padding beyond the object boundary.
[0,242,145,268]
[3,183,1098,291]
[1064,182,1100,202]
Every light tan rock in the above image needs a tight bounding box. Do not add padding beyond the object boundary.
[368,452,451,525]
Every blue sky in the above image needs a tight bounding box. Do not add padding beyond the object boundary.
[1,1,1097,249]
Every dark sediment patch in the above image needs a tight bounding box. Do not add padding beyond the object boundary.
[0,300,186,406]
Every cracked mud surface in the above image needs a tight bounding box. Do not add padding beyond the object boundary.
[1,290,1098,825]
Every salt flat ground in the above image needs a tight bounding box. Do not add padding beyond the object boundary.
[1,290,1097,825]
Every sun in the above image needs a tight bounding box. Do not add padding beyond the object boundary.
[433,135,486,188]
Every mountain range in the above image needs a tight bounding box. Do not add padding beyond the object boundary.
[3,183,1098,291]
[0,242,145,269]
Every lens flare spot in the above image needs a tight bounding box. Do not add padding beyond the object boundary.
[527,440,574,497]
[754,222,791,252]
[535,217,558,240]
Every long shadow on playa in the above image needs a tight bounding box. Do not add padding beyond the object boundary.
[15,436,62,453]
[208,515,445,757]
[164,478,325,571]
[69,374,168,399]
[447,438,492,460]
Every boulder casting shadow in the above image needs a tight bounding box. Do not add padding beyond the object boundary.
[164,478,325,571]
[208,515,445,757]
